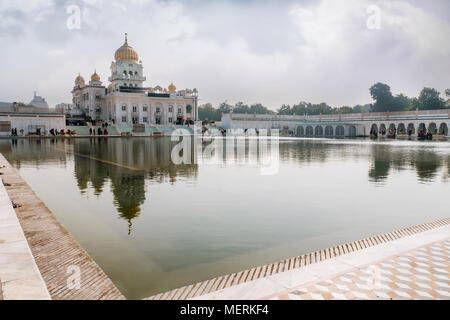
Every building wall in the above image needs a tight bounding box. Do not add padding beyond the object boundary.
[222,110,450,137]
[104,94,197,125]
[0,115,65,136]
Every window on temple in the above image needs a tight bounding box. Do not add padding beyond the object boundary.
[143,117,148,123]
[132,106,137,113]
[122,105,127,111]
[169,106,173,112]
[178,108,182,114]
[186,105,192,113]
[143,106,148,112]
[122,116,127,122]
[168,117,173,123]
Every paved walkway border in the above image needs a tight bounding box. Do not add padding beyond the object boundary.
[146,217,450,300]
[0,153,125,300]
[0,174,50,300]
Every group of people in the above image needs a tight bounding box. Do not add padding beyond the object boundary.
[89,127,108,136]
[371,127,434,140]
[10,128,19,136]
[49,128,75,136]
[417,129,433,140]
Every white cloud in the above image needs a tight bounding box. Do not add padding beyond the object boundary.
[0,0,448,109]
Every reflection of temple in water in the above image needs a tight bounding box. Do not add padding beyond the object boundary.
[0,138,198,234]
[72,138,198,234]
[1,138,449,232]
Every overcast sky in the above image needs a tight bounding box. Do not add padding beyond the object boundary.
[0,0,449,109]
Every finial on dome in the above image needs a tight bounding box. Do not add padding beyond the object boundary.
[125,33,128,44]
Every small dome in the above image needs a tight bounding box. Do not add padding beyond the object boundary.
[75,74,85,86]
[114,33,139,62]
[168,83,176,92]
[91,70,100,82]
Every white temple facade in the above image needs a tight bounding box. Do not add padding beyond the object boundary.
[72,34,198,125]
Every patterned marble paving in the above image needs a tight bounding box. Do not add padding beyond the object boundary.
[274,238,450,300]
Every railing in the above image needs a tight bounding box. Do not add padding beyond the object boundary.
[226,109,450,123]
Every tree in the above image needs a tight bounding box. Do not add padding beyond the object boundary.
[392,94,412,111]
[278,104,292,115]
[198,103,220,121]
[411,87,445,110]
[445,89,450,107]
[369,82,394,112]
[232,102,250,114]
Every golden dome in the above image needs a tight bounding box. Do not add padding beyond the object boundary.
[75,74,85,86]
[91,70,100,82]
[114,33,139,62]
[168,83,176,92]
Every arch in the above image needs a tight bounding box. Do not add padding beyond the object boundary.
[388,123,396,134]
[407,123,415,135]
[370,124,378,135]
[379,124,386,135]
[398,123,406,134]
[305,126,314,136]
[335,125,344,137]
[186,104,193,113]
[325,125,333,136]
[428,122,437,134]
[418,123,426,131]
[438,123,448,136]
[129,71,133,76]
[134,71,138,76]
[349,126,356,137]
[315,126,323,136]
[297,126,304,136]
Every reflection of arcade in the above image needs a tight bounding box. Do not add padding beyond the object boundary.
[368,144,444,183]
[73,137,198,234]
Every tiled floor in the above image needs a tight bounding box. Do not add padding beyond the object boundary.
[273,238,450,300]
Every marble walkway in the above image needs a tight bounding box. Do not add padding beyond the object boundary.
[147,219,450,300]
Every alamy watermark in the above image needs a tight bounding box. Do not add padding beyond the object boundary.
[66,4,81,30]
[67,265,81,289]
[170,125,280,176]
[366,5,381,30]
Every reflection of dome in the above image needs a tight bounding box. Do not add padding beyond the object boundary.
[114,33,139,62]
[168,83,176,92]
[75,74,85,86]
[91,70,100,82]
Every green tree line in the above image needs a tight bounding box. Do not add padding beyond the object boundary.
[199,83,450,121]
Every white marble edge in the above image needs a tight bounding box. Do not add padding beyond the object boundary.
[0,171,51,300]
[192,224,450,300]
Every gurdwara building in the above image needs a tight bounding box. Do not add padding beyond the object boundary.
[72,34,198,125]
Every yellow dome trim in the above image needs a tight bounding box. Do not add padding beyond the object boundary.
[91,70,100,82]
[114,33,139,62]
[75,74,85,86]
[168,83,176,92]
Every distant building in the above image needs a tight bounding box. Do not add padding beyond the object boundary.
[0,102,13,107]
[72,34,199,125]
[29,92,49,108]
[0,105,64,136]
[55,103,73,113]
